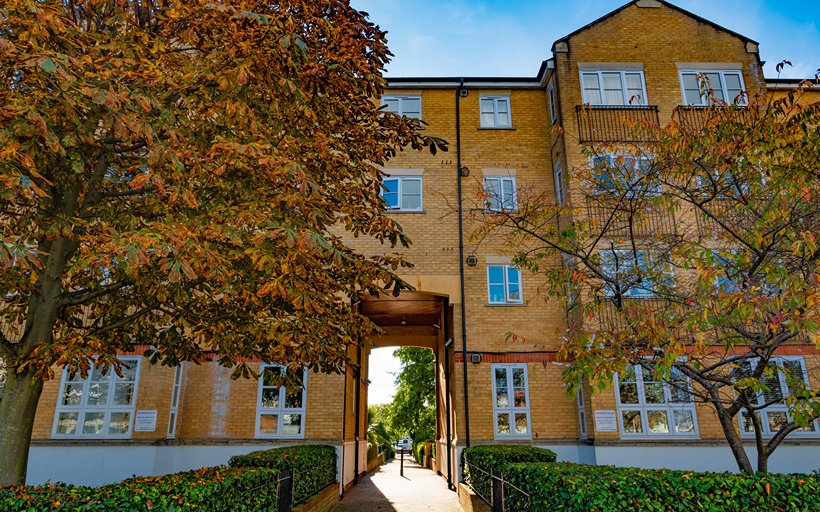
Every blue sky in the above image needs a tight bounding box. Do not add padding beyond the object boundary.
[350,0,819,80]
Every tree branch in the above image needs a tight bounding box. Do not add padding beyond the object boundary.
[58,280,130,308]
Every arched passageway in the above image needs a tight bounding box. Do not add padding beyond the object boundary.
[339,291,458,495]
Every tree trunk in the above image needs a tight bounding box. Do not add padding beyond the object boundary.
[714,406,754,473]
[0,366,45,486]
[757,450,768,473]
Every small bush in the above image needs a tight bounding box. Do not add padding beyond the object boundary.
[461,445,557,502]
[229,444,336,505]
[0,466,278,511]
[413,440,427,464]
[367,442,379,461]
[504,463,820,512]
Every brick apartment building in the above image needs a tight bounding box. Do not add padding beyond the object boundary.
[8,0,820,491]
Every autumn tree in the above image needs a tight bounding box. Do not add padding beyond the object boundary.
[387,347,435,442]
[476,77,820,473]
[0,0,445,485]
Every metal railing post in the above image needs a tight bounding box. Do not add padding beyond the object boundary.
[491,469,504,512]
[278,469,293,512]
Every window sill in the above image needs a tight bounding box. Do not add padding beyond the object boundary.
[620,434,700,441]
[386,210,426,214]
[479,126,515,130]
[486,303,526,307]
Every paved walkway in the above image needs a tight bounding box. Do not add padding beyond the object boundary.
[331,457,464,512]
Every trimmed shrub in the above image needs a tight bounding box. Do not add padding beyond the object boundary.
[461,445,557,503]
[385,444,396,460]
[413,439,426,464]
[503,463,820,512]
[367,442,379,461]
[0,466,278,511]
[229,444,336,505]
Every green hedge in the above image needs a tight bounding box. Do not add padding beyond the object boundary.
[504,463,820,512]
[229,444,336,505]
[0,466,278,511]
[462,445,557,503]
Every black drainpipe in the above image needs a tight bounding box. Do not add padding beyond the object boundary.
[353,340,362,485]
[456,79,471,450]
[444,301,454,491]
[340,349,349,497]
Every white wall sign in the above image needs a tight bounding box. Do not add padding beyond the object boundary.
[594,410,618,432]
[134,410,158,432]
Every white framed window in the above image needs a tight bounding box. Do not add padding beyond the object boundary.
[554,161,564,206]
[484,176,516,211]
[600,249,674,298]
[616,363,699,438]
[737,357,818,437]
[492,364,532,439]
[256,365,307,439]
[581,70,647,106]
[381,95,422,119]
[591,154,659,197]
[381,176,422,211]
[52,358,140,439]
[680,70,746,106]
[548,83,557,124]
[167,364,183,439]
[480,96,511,128]
[577,388,587,439]
[487,264,523,304]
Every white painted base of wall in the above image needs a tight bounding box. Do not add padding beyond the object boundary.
[27,444,344,488]
[455,441,820,479]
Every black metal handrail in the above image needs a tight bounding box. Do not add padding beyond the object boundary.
[463,461,531,512]
[575,105,660,143]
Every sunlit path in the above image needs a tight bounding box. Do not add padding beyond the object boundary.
[331,457,463,512]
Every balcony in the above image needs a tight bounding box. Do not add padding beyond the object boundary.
[694,198,756,238]
[575,105,660,143]
[674,105,754,132]
[585,196,676,238]
[595,297,683,334]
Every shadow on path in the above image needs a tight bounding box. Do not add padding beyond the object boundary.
[331,457,463,512]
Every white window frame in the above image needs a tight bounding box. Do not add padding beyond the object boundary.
[590,154,660,197]
[167,364,183,439]
[492,363,532,439]
[52,357,141,439]
[255,365,307,439]
[577,388,587,439]
[483,176,517,212]
[679,70,746,106]
[381,95,422,119]
[479,95,512,128]
[615,363,700,439]
[554,161,564,206]
[381,176,423,212]
[580,70,648,106]
[487,264,523,305]
[548,83,557,124]
[738,356,819,438]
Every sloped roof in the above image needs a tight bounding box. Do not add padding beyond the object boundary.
[551,0,758,52]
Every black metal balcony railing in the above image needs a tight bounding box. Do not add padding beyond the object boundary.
[575,105,660,143]
[595,297,682,333]
[674,105,755,132]
[596,298,811,344]
[585,196,676,238]
[694,198,756,238]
